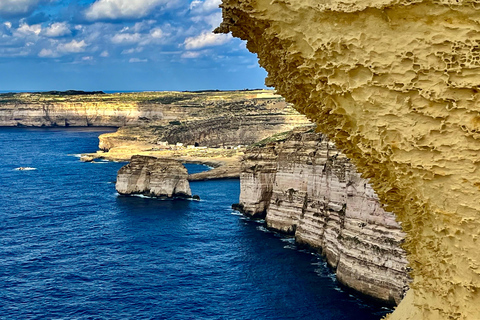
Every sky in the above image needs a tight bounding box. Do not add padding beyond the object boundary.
[0,0,268,91]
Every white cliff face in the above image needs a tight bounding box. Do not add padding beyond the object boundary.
[238,144,278,218]
[116,155,192,198]
[239,127,409,305]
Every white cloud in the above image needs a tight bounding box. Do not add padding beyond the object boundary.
[129,58,147,63]
[0,0,44,16]
[191,11,222,28]
[189,0,220,14]
[181,51,201,59]
[85,0,174,21]
[15,22,42,36]
[4,22,12,29]
[38,48,58,58]
[111,27,163,46]
[111,32,142,44]
[122,47,143,54]
[38,39,88,58]
[82,56,93,61]
[58,40,87,53]
[100,50,109,57]
[150,27,163,39]
[184,31,231,50]
[43,22,71,37]
[132,20,156,32]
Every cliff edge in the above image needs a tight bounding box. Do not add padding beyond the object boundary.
[238,127,410,305]
[217,1,480,318]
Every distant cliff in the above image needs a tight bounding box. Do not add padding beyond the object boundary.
[0,91,310,150]
[238,127,410,305]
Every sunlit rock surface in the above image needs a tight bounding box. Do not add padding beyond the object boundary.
[218,1,480,318]
[239,127,409,305]
[116,155,192,199]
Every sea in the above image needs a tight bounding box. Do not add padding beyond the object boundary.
[0,127,390,320]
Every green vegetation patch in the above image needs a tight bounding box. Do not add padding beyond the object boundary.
[248,130,293,148]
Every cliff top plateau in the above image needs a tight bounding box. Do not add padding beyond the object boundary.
[0,89,282,106]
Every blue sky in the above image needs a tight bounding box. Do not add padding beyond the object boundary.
[0,0,267,91]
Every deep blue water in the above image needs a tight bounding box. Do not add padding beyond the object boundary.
[0,128,390,320]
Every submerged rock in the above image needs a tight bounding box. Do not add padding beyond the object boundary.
[116,155,194,199]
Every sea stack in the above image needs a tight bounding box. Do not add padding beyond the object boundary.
[116,155,193,199]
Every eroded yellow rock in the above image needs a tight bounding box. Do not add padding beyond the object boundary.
[217,0,480,318]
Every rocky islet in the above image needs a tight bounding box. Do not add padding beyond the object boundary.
[116,155,196,199]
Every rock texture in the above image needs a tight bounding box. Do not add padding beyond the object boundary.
[116,155,192,199]
[239,127,409,305]
[0,92,309,149]
[97,96,309,151]
[218,1,480,318]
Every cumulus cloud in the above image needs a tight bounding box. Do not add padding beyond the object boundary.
[150,27,163,39]
[38,48,57,58]
[58,40,87,53]
[184,31,231,50]
[0,0,46,16]
[111,27,163,45]
[43,22,71,37]
[15,22,42,36]
[189,0,220,14]
[132,20,156,32]
[85,0,175,21]
[190,11,222,29]
[111,32,142,44]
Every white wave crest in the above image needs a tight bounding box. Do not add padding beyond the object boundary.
[14,167,37,171]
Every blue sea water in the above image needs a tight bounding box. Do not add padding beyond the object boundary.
[0,128,390,320]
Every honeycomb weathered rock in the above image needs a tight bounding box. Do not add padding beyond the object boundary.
[218,0,480,318]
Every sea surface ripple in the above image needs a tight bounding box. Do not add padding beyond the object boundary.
[0,128,389,320]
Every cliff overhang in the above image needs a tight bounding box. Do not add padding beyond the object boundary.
[217,1,480,319]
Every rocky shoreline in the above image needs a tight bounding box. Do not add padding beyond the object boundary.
[3,89,412,307]
[234,126,410,305]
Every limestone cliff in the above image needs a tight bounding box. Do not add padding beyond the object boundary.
[96,96,308,150]
[218,1,480,318]
[0,91,308,142]
[239,127,409,305]
[116,155,192,199]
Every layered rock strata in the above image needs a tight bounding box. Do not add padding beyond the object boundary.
[239,127,409,305]
[0,92,308,148]
[97,99,308,150]
[116,155,192,199]
[218,1,480,318]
